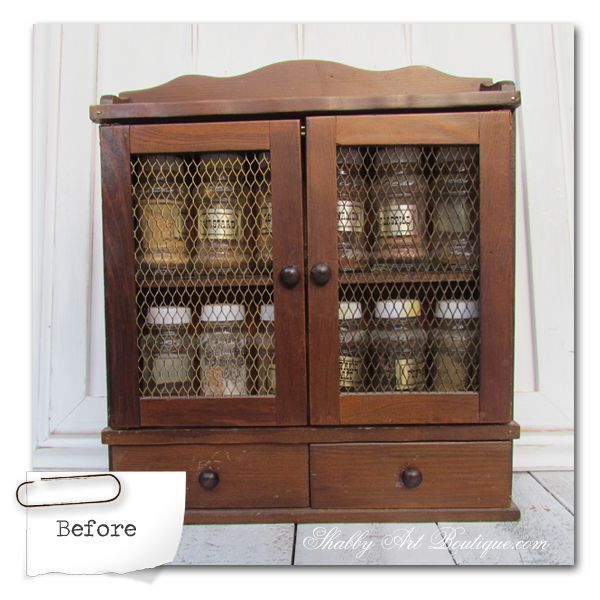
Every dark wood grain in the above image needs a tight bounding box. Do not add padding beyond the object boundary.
[306,117,340,424]
[310,442,512,509]
[102,422,521,445]
[111,444,309,508]
[336,112,480,145]
[479,111,515,423]
[99,125,140,428]
[118,63,494,103]
[183,503,520,524]
[139,397,278,427]
[130,122,270,153]
[339,394,479,425]
[92,92,521,123]
[270,121,307,425]
[90,61,520,122]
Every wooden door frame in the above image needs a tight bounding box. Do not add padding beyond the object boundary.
[101,120,307,428]
[306,112,515,425]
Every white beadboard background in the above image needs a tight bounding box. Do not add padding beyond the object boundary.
[32,23,574,470]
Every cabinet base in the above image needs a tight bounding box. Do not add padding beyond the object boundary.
[184,503,520,524]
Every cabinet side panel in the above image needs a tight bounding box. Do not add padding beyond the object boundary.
[100,125,140,427]
[479,111,515,422]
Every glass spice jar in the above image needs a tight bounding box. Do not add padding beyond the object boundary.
[136,155,190,273]
[193,164,249,274]
[256,304,276,395]
[432,146,478,269]
[337,148,368,271]
[198,304,248,396]
[371,147,427,269]
[141,306,196,396]
[255,180,273,269]
[371,299,427,392]
[431,300,479,391]
[338,301,368,392]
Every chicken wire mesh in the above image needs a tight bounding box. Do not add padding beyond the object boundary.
[131,152,275,398]
[336,145,481,394]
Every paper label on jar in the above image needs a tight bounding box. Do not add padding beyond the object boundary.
[198,207,240,241]
[202,364,247,396]
[140,202,185,247]
[152,353,191,385]
[259,204,273,235]
[266,364,277,394]
[339,355,363,389]
[394,358,424,391]
[337,200,365,233]
[378,203,418,236]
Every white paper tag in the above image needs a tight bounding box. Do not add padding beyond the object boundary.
[25,471,186,575]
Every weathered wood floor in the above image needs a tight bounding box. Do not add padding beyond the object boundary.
[169,471,574,566]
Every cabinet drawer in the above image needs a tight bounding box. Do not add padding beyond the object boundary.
[310,442,512,509]
[111,444,309,509]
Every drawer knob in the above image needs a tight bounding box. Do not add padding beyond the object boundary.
[310,262,331,285]
[199,469,220,491]
[401,467,422,489]
[279,264,301,288]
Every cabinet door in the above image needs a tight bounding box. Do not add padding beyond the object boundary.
[101,121,306,427]
[306,113,514,425]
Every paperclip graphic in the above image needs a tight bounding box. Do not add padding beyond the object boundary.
[16,474,121,508]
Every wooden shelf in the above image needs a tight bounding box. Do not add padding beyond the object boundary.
[137,270,477,289]
[339,270,478,285]
[137,273,273,289]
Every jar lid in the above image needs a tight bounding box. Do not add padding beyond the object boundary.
[374,299,421,319]
[338,302,362,320]
[373,146,422,168]
[435,300,479,319]
[139,155,186,176]
[146,306,191,326]
[200,152,243,172]
[436,172,472,193]
[260,304,275,322]
[378,174,425,195]
[337,147,364,168]
[436,146,468,163]
[200,304,245,322]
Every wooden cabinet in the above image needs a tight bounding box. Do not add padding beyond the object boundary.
[93,60,521,523]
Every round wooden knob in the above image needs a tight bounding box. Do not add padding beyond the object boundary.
[401,467,422,489]
[279,265,301,288]
[310,262,331,285]
[198,469,220,491]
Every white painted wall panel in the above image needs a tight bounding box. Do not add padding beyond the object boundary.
[47,25,98,434]
[33,23,62,450]
[32,23,574,470]
[302,24,410,68]
[513,24,574,426]
[96,24,194,94]
[194,24,299,74]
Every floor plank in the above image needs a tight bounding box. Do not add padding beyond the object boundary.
[437,473,574,565]
[169,472,574,566]
[294,524,454,565]
[530,471,574,515]
[170,524,295,565]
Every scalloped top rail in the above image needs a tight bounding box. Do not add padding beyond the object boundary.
[91,60,520,123]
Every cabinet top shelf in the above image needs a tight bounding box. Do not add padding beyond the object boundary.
[90,60,520,124]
